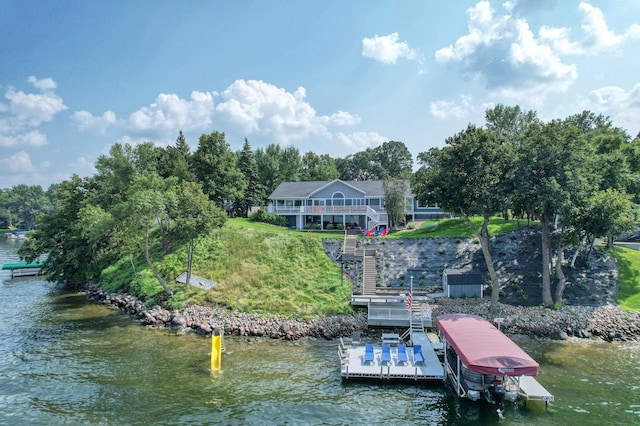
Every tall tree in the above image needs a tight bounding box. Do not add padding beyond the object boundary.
[19,175,98,286]
[7,184,52,230]
[158,131,193,181]
[192,131,246,211]
[112,173,178,295]
[338,148,382,181]
[515,120,593,307]
[383,178,408,229]
[374,140,413,179]
[415,125,509,313]
[235,138,266,217]
[255,143,302,195]
[301,152,339,181]
[173,181,227,284]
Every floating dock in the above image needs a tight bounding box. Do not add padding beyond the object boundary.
[1,262,43,277]
[338,332,445,381]
[518,375,554,403]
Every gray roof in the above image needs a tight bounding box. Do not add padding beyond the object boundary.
[269,179,413,199]
[444,269,484,285]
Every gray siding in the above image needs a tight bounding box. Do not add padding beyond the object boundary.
[311,181,365,199]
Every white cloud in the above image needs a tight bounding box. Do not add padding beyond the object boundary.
[0,151,35,173]
[0,130,47,147]
[585,83,640,136]
[362,32,423,64]
[430,95,475,120]
[127,91,215,135]
[103,80,365,151]
[540,2,640,55]
[336,131,387,152]
[435,1,577,102]
[215,80,358,144]
[0,76,67,148]
[72,110,117,134]
[27,76,57,91]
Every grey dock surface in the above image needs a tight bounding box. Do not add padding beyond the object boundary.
[339,332,444,381]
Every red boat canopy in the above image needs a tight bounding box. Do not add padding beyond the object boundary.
[435,314,539,377]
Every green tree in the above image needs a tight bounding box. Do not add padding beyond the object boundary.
[301,152,339,181]
[158,131,193,181]
[0,189,17,228]
[235,138,266,217]
[255,144,303,195]
[338,148,382,181]
[112,173,178,295]
[173,181,227,284]
[383,178,408,229]
[415,125,508,313]
[19,175,99,286]
[374,140,413,179]
[515,120,593,307]
[192,131,246,210]
[93,143,139,208]
[7,184,52,230]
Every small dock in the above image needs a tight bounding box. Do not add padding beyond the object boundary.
[1,262,43,277]
[518,375,554,403]
[338,333,445,381]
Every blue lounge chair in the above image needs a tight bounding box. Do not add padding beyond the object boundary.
[381,344,391,364]
[413,344,425,364]
[364,344,374,363]
[397,344,408,364]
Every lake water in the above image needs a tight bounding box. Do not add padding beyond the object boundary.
[0,237,638,425]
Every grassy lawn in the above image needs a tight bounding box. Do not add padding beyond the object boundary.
[610,246,640,311]
[390,216,538,239]
[157,219,352,318]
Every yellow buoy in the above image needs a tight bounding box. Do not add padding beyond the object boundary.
[211,334,222,371]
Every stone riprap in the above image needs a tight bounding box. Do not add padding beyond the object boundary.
[85,286,640,342]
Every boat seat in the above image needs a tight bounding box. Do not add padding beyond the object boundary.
[414,345,425,364]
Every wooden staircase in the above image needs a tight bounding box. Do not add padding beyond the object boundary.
[362,254,377,295]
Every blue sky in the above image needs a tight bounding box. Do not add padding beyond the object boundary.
[1,0,639,188]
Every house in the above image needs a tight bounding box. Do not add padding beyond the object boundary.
[442,269,484,298]
[267,179,448,230]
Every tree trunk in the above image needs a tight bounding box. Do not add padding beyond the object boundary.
[540,215,554,307]
[463,212,500,314]
[570,236,586,268]
[554,246,567,303]
[607,234,614,249]
[142,225,173,296]
[186,237,195,285]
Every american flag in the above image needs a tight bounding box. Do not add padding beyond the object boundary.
[406,291,412,311]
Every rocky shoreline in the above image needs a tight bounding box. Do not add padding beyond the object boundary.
[85,286,640,342]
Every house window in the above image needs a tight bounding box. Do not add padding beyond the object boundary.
[332,191,345,206]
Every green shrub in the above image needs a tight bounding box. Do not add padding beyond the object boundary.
[248,209,287,227]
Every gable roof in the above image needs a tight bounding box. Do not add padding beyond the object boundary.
[268,179,413,199]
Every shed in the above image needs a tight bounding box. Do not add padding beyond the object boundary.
[442,269,484,298]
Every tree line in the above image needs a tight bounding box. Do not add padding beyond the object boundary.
[9,130,412,291]
[6,105,640,308]
[414,105,640,311]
